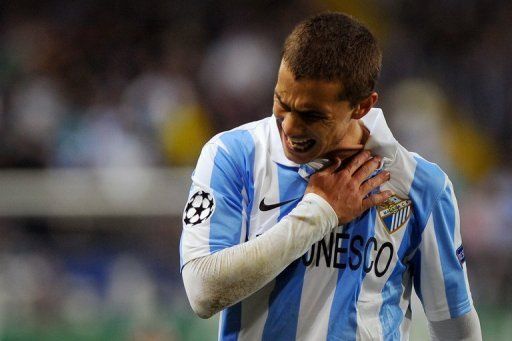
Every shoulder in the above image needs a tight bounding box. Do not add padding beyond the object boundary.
[406,152,452,229]
[195,117,271,179]
[387,145,447,198]
[409,152,448,198]
[206,117,270,155]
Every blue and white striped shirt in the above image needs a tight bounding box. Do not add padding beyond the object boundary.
[180,108,473,340]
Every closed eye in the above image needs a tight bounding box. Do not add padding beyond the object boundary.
[274,92,326,121]
[298,111,326,122]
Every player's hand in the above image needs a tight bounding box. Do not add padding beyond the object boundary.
[305,150,392,225]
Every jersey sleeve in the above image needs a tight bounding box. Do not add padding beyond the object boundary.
[411,178,474,322]
[179,138,249,270]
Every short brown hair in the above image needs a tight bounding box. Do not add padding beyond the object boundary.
[282,12,382,105]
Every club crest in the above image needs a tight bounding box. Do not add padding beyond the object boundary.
[377,195,412,234]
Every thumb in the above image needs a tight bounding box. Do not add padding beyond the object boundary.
[327,157,342,174]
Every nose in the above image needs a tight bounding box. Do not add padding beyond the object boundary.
[281,112,307,137]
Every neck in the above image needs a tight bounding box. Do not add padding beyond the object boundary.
[325,120,369,160]
[341,120,368,148]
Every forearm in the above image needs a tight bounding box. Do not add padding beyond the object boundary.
[428,309,482,341]
[182,193,338,318]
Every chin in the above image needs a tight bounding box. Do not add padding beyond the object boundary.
[283,149,318,164]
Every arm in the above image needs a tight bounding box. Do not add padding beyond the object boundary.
[428,309,482,341]
[182,146,390,318]
[183,193,337,318]
[410,171,481,339]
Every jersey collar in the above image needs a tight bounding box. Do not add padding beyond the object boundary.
[360,108,399,166]
[269,108,399,169]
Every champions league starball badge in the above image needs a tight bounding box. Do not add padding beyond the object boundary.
[183,190,215,226]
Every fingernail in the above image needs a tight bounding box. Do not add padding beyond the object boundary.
[384,171,391,180]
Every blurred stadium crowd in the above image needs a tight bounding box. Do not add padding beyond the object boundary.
[0,0,511,339]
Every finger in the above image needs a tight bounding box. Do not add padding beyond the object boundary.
[360,170,390,195]
[343,150,372,175]
[353,155,382,183]
[330,157,342,173]
[362,190,393,211]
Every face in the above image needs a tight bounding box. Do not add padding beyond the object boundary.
[273,61,362,164]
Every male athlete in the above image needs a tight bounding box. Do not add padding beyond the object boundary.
[180,12,481,340]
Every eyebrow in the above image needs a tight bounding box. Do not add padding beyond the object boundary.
[274,92,290,110]
[274,91,326,116]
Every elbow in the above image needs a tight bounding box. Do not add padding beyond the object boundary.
[182,267,220,319]
[186,285,227,319]
[189,296,217,319]
[196,310,215,320]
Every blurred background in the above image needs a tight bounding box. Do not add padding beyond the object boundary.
[0,0,511,339]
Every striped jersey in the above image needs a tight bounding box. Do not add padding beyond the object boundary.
[179,108,474,340]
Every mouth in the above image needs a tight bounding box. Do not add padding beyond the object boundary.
[285,136,316,153]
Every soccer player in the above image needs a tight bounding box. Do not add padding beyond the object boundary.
[180,12,482,340]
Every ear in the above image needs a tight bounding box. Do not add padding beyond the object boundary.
[352,92,378,119]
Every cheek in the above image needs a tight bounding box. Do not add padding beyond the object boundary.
[273,108,284,128]
[323,124,347,146]
[273,108,285,125]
